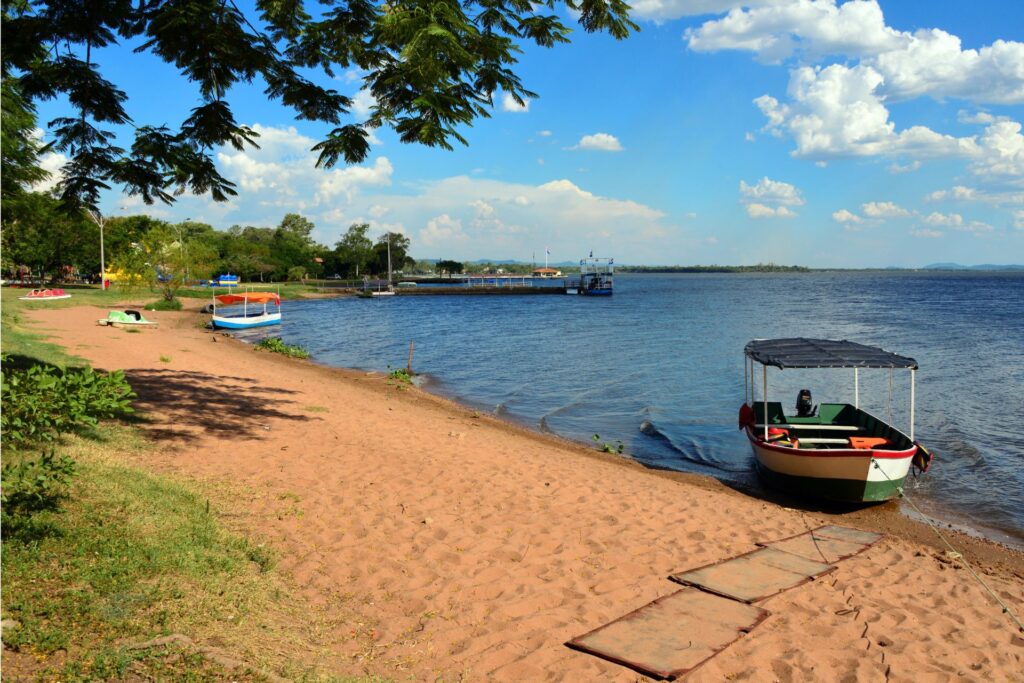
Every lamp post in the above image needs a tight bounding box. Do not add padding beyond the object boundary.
[86,209,105,288]
[176,218,191,283]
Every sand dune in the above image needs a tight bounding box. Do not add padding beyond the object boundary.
[28,305,1024,681]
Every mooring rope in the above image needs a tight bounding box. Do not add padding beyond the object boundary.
[871,459,1024,633]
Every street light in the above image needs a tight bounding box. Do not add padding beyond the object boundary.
[85,209,105,288]
[178,218,191,283]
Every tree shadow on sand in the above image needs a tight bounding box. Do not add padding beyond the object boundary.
[125,368,318,444]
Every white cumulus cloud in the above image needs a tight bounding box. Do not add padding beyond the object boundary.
[502,92,530,113]
[573,133,624,152]
[420,214,467,245]
[922,211,963,227]
[746,203,796,219]
[740,177,805,205]
[832,208,863,225]
[687,0,906,63]
[862,201,910,218]
[687,1,1024,104]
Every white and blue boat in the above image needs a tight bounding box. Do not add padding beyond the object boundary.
[578,257,614,296]
[211,291,281,329]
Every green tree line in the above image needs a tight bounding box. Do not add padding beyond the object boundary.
[1,192,419,284]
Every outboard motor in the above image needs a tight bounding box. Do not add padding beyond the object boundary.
[795,389,816,417]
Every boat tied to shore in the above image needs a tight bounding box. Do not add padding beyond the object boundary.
[211,291,281,329]
[740,338,934,503]
[576,257,614,296]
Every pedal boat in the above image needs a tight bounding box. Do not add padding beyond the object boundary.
[18,288,72,301]
[97,310,158,328]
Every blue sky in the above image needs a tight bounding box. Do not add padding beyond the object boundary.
[35,0,1024,267]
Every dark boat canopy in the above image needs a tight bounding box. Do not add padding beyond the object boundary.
[744,338,918,370]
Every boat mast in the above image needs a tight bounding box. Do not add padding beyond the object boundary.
[386,235,392,290]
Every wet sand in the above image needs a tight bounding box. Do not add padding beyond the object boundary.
[25,304,1024,681]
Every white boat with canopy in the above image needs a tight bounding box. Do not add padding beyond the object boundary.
[739,338,934,503]
[211,291,281,329]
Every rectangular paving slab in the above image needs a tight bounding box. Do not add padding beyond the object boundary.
[668,547,834,603]
[759,525,882,563]
[567,587,769,680]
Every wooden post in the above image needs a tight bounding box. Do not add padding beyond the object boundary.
[407,341,414,373]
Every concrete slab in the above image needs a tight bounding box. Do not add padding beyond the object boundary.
[567,587,769,680]
[668,547,834,603]
[759,525,882,563]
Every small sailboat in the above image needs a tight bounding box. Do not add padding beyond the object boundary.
[211,291,281,329]
[367,236,396,297]
[739,338,933,503]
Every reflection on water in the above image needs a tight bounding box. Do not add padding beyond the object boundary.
[255,272,1024,545]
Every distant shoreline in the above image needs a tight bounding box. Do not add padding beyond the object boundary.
[612,265,1024,273]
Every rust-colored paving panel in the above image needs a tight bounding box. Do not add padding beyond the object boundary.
[815,524,883,546]
[567,588,769,680]
[668,547,834,603]
[759,525,882,563]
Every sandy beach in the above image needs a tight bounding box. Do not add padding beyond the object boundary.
[24,302,1024,681]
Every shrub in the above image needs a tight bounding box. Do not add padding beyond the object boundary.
[1,451,76,530]
[592,434,624,454]
[253,337,310,359]
[1,361,136,449]
[144,298,182,311]
[388,368,413,384]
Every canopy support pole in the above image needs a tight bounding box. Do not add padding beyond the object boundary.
[910,368,916,441]
[743,355,748,406]
[888,367,893,425]
[854,368,860,408]
[763,364,768,441]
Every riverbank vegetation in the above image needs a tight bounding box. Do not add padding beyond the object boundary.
[0,296,378,680]
[254,337,311,359]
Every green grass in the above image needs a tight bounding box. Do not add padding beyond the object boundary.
[2,428,279,676]
[1,295,387,682]
[145,297,184,311]
[387,368,413,384]
[253,336,310,359]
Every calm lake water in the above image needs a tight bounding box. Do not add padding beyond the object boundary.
[248,272,1024,546]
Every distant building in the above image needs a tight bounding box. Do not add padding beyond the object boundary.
[532,267,562,278]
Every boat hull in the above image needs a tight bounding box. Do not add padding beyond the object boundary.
[745,428,915,503]
[212,312,281,329]
[578,288,613,296]
[97,320,158,328]
[19,294,72,301]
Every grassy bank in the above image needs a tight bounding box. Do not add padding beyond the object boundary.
[1,296,381,681]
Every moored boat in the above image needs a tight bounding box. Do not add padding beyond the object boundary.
[18,288,72,301]
[739,338,933,503]
[578,257,613,296]
[211,291,281,329]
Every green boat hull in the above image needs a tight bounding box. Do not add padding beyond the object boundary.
[754,461,906,503]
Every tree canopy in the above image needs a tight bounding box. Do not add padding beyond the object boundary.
[2,0,637,211]
[436,258,463,276]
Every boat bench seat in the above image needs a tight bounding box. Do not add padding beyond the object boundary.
[755,423,860,432]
